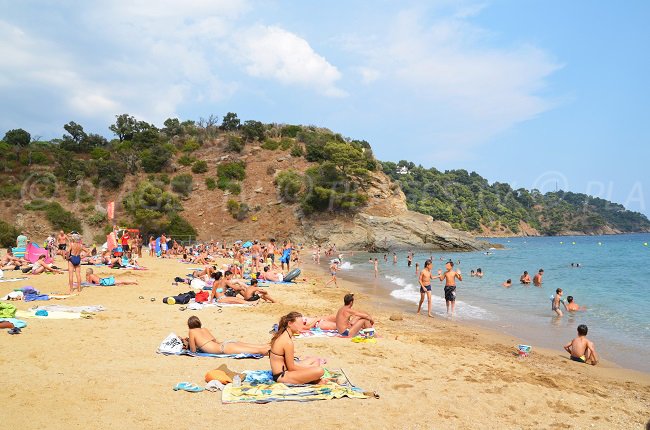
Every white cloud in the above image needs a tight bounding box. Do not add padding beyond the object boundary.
[236,25,346,97]
[344,6,562,156]
[355,66,380,84]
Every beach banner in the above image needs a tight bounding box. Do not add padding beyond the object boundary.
[107,201,115,220]
[107,232,117,250]
[26,242,52,264]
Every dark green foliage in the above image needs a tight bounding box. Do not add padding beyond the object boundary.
[227,199,248,220]
[290,143,304,157]
[53,150,88,186]
[261,139,280,150]
[178,155,195,166]
[281,125,301,138]
[241,120,265,142]
[227,182,241,195]
[191,160,208,174]
[301,162,368,214]
[205,177,217,190]
[95,159,127,189]
[166,213,197,236]
[0,180,21,199]
[217,161,246,181]
[280,138,293,150]
[140,144,172,173]
[180,139,200,153]
[86,211,107,226]
[3,129,31,147]
[0,220,19,247]
[25,200,83,233]
[90,147,110,160]
[171,174,193,196]
[382,161,650,234]
[221,112,240,131]
[226,135,244,153]
[122,181,183,232]
[274,169,302,202]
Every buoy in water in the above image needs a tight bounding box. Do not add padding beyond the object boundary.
[572,241,576,245]
[560,241,564,245]
[644,242,648,247]
[598,242,602,246]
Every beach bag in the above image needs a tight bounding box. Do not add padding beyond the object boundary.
[99,276,115,286]
[190,278,206,290]
[195,291,209,303]
[159,332,184,354]
[225,287,237,297]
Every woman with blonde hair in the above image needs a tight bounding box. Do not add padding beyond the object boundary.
[269,311,324,384]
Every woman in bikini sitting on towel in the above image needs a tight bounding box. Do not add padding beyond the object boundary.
[269,311,325,384]
[185,316,268,355]
[209,271,256,305]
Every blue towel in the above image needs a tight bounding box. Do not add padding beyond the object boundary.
[0,318,27,328]
[24,293,49,302]
[156,349,263,359]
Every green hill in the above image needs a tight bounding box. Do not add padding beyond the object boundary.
[381,160,650,236]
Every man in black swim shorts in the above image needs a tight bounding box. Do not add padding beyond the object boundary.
[436,261,462,315]
[417,260,434,317]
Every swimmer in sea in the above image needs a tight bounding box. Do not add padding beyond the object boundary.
[533,269,544,287]
[520,271,531,285]
[502,279,512,288]
[566,296,586,312]
[563,324,598,365]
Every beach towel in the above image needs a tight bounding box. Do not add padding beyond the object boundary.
[24,293,50,302]
[0,318,26,329]
[222,368,366,404]
[0,277,28,283]
[0,302,17,318]
[35,305,106,313]
[156,349,264,359]
[15,310,90,319]
[1,291,23,300]
[295,328,345,339]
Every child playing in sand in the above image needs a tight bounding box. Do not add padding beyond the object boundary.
[564,324,599,365]
[552,288,568,316]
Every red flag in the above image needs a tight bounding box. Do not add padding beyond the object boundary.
[107,201,115,220]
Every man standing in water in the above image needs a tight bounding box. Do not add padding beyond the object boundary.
[417,260,434,317]
[435,261,462,315]
[373,258,379,278]
[533,269,544,287]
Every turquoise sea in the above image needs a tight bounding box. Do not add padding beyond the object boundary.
[336,233,650,372]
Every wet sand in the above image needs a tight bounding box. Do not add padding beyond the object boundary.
[2,255,649,429]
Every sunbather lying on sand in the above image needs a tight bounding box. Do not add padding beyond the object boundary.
[85,268,138,285]
[259,266,283,282]
[269,312,324,384]
[299,315,338,331]
[185,316,268,355]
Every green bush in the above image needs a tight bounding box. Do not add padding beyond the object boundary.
[217,161,246,181]
[290,143,304,157]
[227,199,240,216]
[140,144,172,173]
[0,220,19,247]
[171,174,193,196]
[217,177,230,190]
[227,182,241,195]
[261,139,280,150]
[87,211,107,226]
[205,177,217,190]
[178,154,195,166]
[191,160,208,174]
[90,147,110,160]
[166,213,197,236]
[93,233,107,245]
[0,182,21,199]
[95,159,127,189]
[281,125,301,138]
[226,199,248,220]
[181,138,200,153]
[275,169,303,202]
[158,174,171,185]
[24,201,83,233]
[226,135,244,153]
[280,138,293,150]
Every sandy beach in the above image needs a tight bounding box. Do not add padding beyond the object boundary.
[2,254,649,430]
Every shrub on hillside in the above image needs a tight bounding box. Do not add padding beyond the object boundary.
[178,155,195,166]
[24,200,83,233]
[217,161,246,181]
[0,220,19,247]
[261,139,280,150]
[205,177,217,190]
[171,174,193,196]
[191,160,208,174]
[226,135,244,153]
[274,169,302,202]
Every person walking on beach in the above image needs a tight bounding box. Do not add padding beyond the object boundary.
[325,260,339,288]
[56,230,68,257]
[417,260,434,318]
[435,261,462,315]
[533,269,544,287]
[564,324,599,365]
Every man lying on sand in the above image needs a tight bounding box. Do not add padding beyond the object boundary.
[85,268,138,286]
[259,266,283,282]
[564,324,599,365]
[335,293,374,337]
[184,316,268,355]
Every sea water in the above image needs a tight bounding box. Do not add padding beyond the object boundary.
[335,234,650,372]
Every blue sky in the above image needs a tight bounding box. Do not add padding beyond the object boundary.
[1,0,649,214]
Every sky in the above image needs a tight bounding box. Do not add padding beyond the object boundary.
[1,0,649,215]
